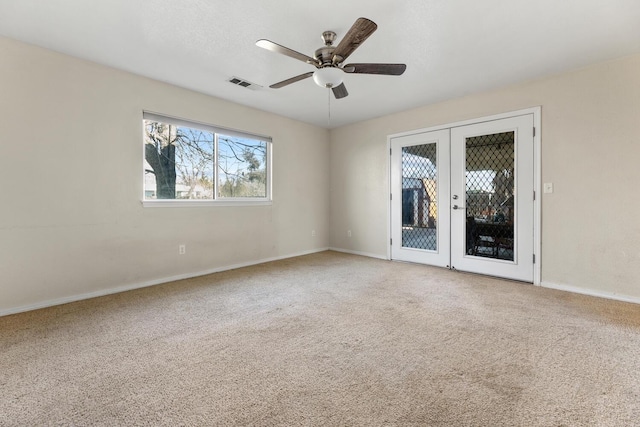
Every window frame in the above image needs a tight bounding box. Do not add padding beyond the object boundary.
[141,111,272,207]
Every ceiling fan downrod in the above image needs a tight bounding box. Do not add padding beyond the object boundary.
[316,31,337,66]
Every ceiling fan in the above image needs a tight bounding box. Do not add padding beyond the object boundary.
[256,17,406,99]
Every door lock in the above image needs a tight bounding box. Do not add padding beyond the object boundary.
[452,205,466,210]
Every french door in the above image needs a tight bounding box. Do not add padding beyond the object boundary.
[390,114,534,282]
[390,129,451,267]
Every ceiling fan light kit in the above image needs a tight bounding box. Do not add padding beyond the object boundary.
[313,67,343,88]
[256,17,406,99]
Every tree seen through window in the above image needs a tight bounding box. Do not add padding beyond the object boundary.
[143,118,268,200]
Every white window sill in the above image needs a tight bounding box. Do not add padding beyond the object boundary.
[142,199,272,208]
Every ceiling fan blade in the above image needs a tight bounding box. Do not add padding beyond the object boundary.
[269,71,314,89]
[332,83,349,99]
[332,17,378,63]
[343,63,407,75]
[256,39,319,66]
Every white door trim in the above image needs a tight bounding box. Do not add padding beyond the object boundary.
[387,107,541,285]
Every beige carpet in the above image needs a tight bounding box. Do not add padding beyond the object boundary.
[2,251,640,426]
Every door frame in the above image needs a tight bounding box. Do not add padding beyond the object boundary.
[387,107,542,285]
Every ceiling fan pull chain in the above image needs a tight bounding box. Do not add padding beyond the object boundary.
[327,88,331,127]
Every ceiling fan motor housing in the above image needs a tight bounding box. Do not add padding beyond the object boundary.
[315,46,336,66]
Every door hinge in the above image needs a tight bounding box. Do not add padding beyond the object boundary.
[390,238,393,245]
[533,254,536,264]
[390,148,392,155]
[533,190,536,201]
[533,127,536,137]
[390,193,392,200]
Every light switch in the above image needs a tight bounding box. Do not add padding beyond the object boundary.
[543,182,553,193]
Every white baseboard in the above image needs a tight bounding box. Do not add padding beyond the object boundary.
[1,247,330,317]
[8,251,636,317]
[327,251,640,306]
[541,281,640,305]
[328,247,389,260]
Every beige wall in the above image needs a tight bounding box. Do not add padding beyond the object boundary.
[329,53,640,299]
[2,35,639,313]
[0,37,330,313]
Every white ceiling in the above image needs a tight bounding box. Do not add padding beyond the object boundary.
[1,0,639,128]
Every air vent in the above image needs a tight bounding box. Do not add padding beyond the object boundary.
[228,77,262,90]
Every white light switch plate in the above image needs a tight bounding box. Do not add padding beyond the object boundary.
[543,183,553,193]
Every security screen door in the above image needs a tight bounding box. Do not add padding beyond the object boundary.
[391,115,534,282]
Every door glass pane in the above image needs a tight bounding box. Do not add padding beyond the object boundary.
[465,132,515,260]
[401,144,437,250]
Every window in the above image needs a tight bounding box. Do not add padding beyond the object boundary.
[142,112,271,206]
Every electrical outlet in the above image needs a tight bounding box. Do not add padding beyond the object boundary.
[311,230,316,237]
[347,230,352,238]
[179,244,186,255]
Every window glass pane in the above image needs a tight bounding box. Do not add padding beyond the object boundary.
[143,120,214,200]
[217,135,267,198]
[401,144,438,251]
[465,131,515,260]
[174,127,214,199]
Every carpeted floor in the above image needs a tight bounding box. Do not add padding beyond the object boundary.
[2,251,640,426]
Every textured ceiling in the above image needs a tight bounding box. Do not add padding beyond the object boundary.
[1,0,639,128]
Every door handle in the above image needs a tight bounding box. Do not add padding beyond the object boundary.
[452,205,466,210]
